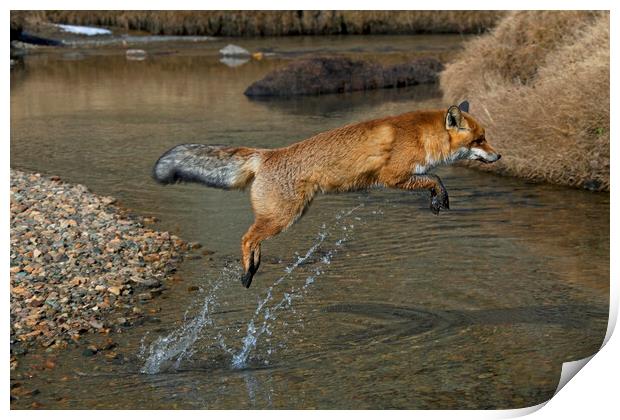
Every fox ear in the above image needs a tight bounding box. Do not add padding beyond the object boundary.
[458,100,469,113]
[445,106,463,130]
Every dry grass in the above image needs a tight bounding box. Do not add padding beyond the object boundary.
[11,11,504,36]
[441,11,609,191]
[10,10,46,32]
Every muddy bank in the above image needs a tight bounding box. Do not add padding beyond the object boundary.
[440,11,609,191]
[12,11,503,37]
[10,170,191,355]
[245,56,443,96]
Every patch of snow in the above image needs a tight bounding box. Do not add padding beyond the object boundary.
[54,24,112,36]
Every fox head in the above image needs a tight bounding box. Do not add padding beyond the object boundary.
[445,101,501,164]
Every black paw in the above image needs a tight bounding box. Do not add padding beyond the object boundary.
[240,251,260,289]
[240,271,254,289]
[430,188,450,215]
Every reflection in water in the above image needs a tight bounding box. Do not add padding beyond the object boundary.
[246,83,442,117]
[221,57,250,68]
[10,38,609,409]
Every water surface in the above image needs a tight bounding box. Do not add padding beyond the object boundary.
[10,35,609,409]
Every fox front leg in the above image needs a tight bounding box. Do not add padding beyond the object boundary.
[427,175,450,215]
[400,174,450,215]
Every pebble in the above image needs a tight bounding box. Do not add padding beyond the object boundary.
[10,170,189,351]
[81,348,96,357]
[137,292,152,301]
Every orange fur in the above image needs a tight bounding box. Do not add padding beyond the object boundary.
[238,107,499,287]
[155,105,500,287]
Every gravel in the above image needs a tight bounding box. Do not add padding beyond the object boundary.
[10,170,190,352]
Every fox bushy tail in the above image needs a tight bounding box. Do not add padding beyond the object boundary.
[152,144,263,190]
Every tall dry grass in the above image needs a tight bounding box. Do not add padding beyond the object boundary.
[440,11,609,191]
[11,11,504,36]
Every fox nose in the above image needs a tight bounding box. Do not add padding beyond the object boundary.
[496,154,502,160]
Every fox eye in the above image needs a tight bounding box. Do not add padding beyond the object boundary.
[471,137,485,146]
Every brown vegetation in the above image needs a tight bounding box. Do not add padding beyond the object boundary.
[440,11,609,191]
[11,11,503,36]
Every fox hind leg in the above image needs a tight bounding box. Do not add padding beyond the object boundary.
[240,177,314,288]
[240,218,288,288]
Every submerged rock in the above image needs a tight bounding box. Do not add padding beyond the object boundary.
[244,56,444,97]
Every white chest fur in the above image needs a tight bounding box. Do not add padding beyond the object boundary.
[413,148,470,175]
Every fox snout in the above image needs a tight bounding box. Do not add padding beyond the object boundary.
[468,143,501,164]
[471,148,501,163]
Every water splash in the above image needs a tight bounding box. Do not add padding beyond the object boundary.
[139,265,237,374]
[230,204,363,369]
[140,204,365,374]
[230,229,328,369]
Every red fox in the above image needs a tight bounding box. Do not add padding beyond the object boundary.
[153,101,501,288]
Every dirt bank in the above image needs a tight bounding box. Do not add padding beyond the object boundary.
[440,11,609,191]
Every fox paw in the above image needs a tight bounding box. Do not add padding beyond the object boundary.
[240,251,260,288]
[430,189,450,215]
[240,271,254,288]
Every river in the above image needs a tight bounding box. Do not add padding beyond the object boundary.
[10,34,609,409]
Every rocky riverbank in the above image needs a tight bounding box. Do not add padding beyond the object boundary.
[10,170,191,355]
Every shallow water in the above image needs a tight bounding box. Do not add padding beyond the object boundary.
[10,35,609,409]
